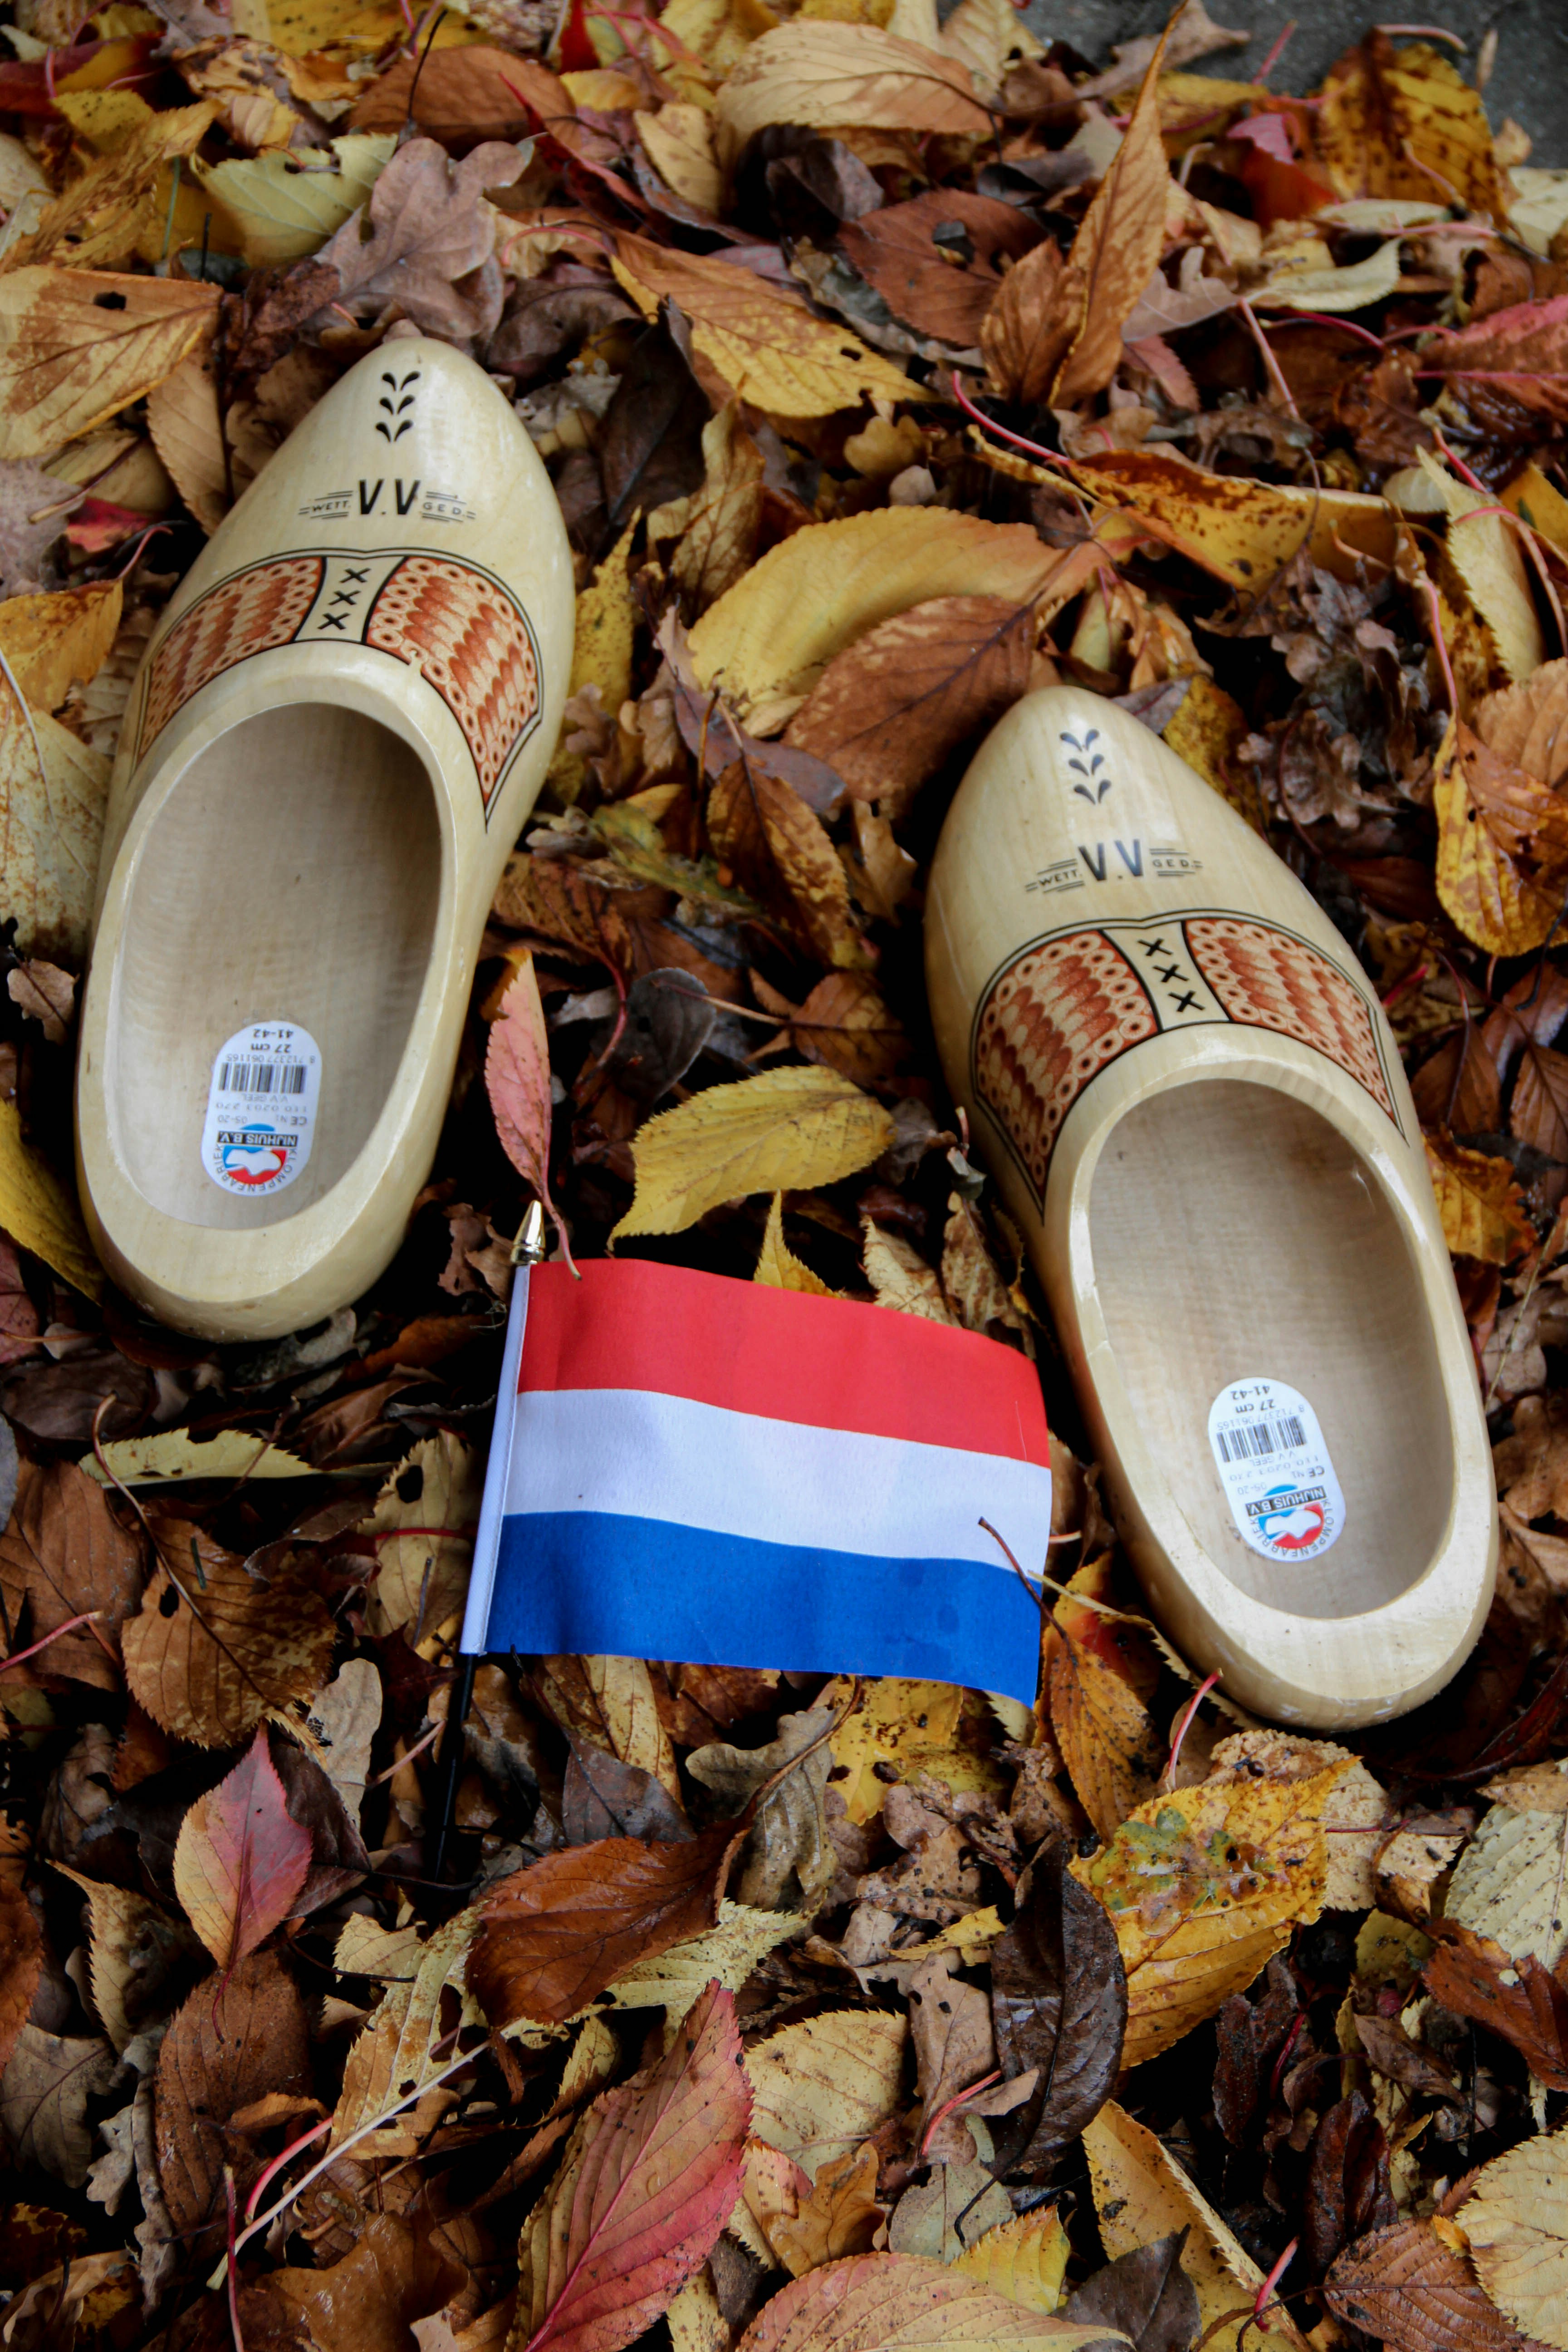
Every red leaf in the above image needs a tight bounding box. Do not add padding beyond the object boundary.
[485,953,573,1264]
[1427,294,1568,420]
[171,1730,312,1969]
[517,1980,750,2352]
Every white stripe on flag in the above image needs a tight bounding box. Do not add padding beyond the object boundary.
[502,1386,1052,1571]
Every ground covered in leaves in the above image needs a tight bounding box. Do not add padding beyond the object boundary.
[5,1,1568,2349]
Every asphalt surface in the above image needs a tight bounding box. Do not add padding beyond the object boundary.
[1012,0,1568,166]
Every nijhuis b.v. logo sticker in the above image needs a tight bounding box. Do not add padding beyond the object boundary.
[201,1022,322,1199]
[1207,1377,1345,1565]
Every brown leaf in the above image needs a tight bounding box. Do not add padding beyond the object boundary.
[760,972,908,1088]
[784,596,1035,819]
[348,44,538,143]
[469,1826,740,2028]
[154,1950,311,2255]
[1513,1040,1568,1162]
[0,2027,118,2191]
[0,1459,146,1691]
[840,193,1041,348]
[980,238,1069,408]
[0,268,217,459]
[768,2146,884,2278]
[733,2252,1119,2349]
[270,2214,467,2352]
[988,1839,1126,2182]
[1323,2218,1540,2352]
[1422,1921,1568,2091]
[310,137,529,349]
[121,1522,335,1746]
[7,961,75,1046]
[0,1878,41,2079]
[1029,19,1173,407]
[708,755,868,970]
[1476,657,1568,783]
[1317,34,1506,220]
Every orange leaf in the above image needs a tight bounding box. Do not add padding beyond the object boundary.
[486,953,571,1263]
[1047,12,1176,407]
[1423,1136,1534,1267]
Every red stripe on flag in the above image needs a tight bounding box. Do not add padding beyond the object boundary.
[519,1259,1049,1462]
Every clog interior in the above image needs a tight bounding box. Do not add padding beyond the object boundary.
[1089,1077,1452,1619]
[104,705,441,1229]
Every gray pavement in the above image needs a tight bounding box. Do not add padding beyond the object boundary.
[1013,0,1568,166]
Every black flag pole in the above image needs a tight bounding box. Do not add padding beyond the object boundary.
[430,1197,546,1882]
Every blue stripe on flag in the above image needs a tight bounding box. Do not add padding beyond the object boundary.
[483,1511,1042,1701]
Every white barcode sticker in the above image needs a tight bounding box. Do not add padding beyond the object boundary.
[201,1021,321,1199]
[1207,1376,1344,1565]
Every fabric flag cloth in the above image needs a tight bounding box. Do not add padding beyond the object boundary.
[460,1258,1052,1702]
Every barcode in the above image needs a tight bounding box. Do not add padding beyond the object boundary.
[217,1060,308,1098]
[1215,1415,1306,1465]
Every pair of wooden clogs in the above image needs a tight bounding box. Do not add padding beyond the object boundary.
[76,342,1495,1728]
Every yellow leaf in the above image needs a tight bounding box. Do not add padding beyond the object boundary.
[1461,2122,1568,2351]
[611,230,921,420]
[1063,451,1398,593]
[1432,716,1568,956]
[951,2206,1070,2313]
[1161,675,1259,827]
[936,0,1041,102]
[193,132,393,267]
[78,1430,314,1486]
[548,517,637,804]
[823,1673,1007,1825]
[0,688,112,963]
[1418,450,1543,684]
[361,1432,480,1652]
[651,0,780,88]
[0,582,121,710]
[1071,1760,1345,2066]
[755,1194,838,1295]
[715,21,990,147]
[0,265,216,459]
[605,1899,797,2024]
[611,1065,892,1244]
[1046,15,1173,407]
[0,1099,100,1299]
[1424,1136,1534,1265]
[636,103,724,214]
[1503,461,1568,563]
[688,507,1061,730]
[1509,167,1568,259]
[1317,34,1505,220]
[13,95,218,270]
[1084,2101,1314,2352]
[1254,236,1403,313]
[746,2008,908,2179]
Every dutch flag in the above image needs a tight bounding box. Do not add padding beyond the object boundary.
[460,1259,1053,1701]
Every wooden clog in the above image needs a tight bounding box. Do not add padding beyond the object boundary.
[76,338,574,1341]
[926,687,1495,1728]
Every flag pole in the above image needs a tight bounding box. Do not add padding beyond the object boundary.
[430,1197,546,1882]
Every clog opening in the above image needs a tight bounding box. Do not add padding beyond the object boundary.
[1089,1077,1452,1622]
[106,705,442,1230]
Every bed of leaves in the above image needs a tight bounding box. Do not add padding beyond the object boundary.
[7,1,1568,2349]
